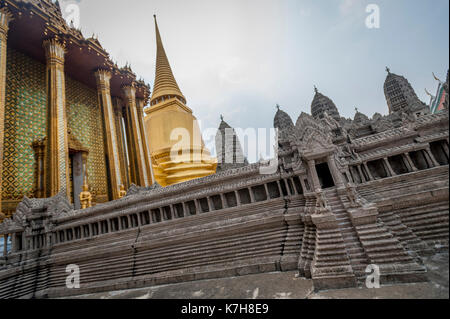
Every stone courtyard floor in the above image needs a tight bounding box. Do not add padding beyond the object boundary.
[68,252,448,299]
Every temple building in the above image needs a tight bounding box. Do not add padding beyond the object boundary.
[0,0,448,299]
[0,0,152,219]
[144,16,216,187]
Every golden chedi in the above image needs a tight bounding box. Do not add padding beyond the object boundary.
[144,16,217,187]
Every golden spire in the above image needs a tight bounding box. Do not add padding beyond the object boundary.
[151,15,186,105]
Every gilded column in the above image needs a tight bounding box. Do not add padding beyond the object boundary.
[122,84,149,187]
[136,98,153,185]
[123,102,138,184]
[113,98,130,188]
[95,70,122,199]
[43,38,70,198]
[0,8,12,217]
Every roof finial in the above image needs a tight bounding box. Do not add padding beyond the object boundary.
[432,72,443,83]
[220,114,224,121]
[314,85,318,93]
[355,107,359,113]
[386,66,391,74]
[151,13,186,105]
[276,104,280,110]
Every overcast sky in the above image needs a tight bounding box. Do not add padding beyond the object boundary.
[60,0,449,159]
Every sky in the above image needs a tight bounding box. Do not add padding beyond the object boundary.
[60,0,449,160]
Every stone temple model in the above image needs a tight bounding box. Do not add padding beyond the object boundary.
[0,0,449,298]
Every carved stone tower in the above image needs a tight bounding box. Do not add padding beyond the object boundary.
[384,67,429,115]
[311,87,341,122]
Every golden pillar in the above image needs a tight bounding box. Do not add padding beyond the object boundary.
[136,98,153,184]
[112,98,130,189]
[122,99,137,184]
[122,84,151,187]
[0,8,12,218]
[43,38,70,198]
[94,70,123,199]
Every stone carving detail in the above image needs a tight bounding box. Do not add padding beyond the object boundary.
[126,182,162,196]
[293,112,334,152]
[314,189,329,213]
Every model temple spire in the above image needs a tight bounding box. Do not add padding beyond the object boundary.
[383,68,429,115]
[311,87,341,122]
[151,15,186,106]
[215,118,248,172]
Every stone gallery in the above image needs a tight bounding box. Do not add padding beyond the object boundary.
[0,0,449,298]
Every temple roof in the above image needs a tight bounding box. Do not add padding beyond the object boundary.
[273,106,294,130]
[354,111,369,124]
[384,67,429,114]
[215,116,248,170]
[218,118,232,131]
[150,15,186,105]
[384,68,406,86]
[3,0,151,103]
[311,87,341,121]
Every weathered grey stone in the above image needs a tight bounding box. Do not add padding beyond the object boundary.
[0,101,448,299]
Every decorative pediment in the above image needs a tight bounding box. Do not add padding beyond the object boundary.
[0,196,35,234]
[47,192,74,218]
[293,113,334,152]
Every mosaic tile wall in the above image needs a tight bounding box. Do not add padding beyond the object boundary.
[2,47,108,204]
[2,47,47,200]
[66,76,108,200]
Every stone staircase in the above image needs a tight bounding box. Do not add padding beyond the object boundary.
[322,188,369,283]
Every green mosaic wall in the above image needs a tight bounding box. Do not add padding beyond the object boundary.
[66,76,108,198]
[2,47,108,202]
[2,47,47,200]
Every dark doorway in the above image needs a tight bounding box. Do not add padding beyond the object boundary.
[430,141,449,166]
[315,162,335,189]
[410,150,430,170]
[70,152,84,210]
[367,159,388,179]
